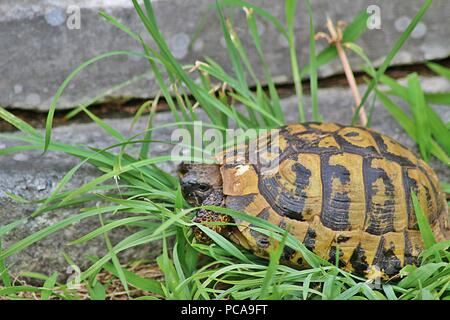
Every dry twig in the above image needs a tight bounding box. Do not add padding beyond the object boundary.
[316,18,368,126]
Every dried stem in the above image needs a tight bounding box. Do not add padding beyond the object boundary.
[336,41,367,126]
[316,18,368,126]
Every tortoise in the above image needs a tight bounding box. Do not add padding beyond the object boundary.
[179,123,449,278]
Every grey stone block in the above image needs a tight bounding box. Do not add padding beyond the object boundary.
[0,75,449,276]
[1,0,449,110]
[0,111,179,278]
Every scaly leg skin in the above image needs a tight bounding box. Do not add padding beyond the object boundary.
[193,188,231,243]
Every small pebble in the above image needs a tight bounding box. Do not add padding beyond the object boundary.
[13,153,29,162]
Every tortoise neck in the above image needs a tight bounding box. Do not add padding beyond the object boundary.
[202,187,224,207]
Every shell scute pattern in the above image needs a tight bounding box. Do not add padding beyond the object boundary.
[222,123,449,277]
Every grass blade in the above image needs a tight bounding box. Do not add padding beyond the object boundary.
[305,0,319,121]
[44,50,149,152]
[41,272,58,300]
[407,73,431,161]
[285,0,306,122]
[352,0,433,125]
[427,62,450,80]
[411,192,436,249]
[100,261,164,296]
[258,232,288,299]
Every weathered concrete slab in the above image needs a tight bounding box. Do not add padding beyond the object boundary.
[1,0,449,110]
[0,75,449,276]
[0,113,178,279]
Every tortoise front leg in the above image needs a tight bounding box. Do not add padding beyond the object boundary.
[193,188,231,243]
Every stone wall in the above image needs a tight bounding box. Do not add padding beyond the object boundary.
[0,0,449,110]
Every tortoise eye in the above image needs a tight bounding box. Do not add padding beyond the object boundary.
[178,163,189,175]
[197,183,210,192]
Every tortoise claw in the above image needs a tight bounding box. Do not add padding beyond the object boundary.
[193,209,231,243]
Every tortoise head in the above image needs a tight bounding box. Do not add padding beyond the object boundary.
[178,162,222,206]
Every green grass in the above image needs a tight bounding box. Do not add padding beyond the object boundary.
[0,0,449,300]
[374,69,450,165]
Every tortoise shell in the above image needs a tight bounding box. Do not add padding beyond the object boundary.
[218,123,449,277]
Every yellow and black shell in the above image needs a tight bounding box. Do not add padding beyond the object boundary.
[219,123,449,278]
